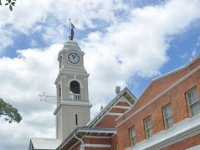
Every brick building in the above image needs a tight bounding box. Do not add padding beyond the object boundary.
[29,38,200,150]
[116,56,200,150]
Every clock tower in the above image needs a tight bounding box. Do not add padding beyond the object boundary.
[54,39,92,141]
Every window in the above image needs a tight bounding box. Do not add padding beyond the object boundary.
[70,81,81,100]
[162,104,173,129]
[186,87,200,116]
[129,127,136,146]
[75,114,78,126]
[58,84,61,97]
[70,81,80,94]
[144,116,153,139]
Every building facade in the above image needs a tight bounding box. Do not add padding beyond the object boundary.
[29,38,200,150]
[116,56,200,150]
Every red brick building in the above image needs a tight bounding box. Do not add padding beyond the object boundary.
[117,56,200,150]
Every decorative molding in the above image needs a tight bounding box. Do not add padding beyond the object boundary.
[61,100,92,106]
[83,144,111,148]
[118,99,132,106]
[54,101,92,114]
[107,112,123,116]
[113,105,130,109]
[82,135,111,139]
[78,129,117,134]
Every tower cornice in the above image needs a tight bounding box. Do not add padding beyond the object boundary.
[55,71,89,85]
[54,100,92,115]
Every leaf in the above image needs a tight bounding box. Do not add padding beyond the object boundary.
[5,3,8,5]
[11,2,15,6]
[8,0,11,3]
[9,5,13,11]
[0,98,22,123]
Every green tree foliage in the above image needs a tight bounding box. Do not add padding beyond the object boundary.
[0,98,22,123]
[0,0,16,11]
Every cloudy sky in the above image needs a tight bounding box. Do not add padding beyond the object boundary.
[0,0,200,149]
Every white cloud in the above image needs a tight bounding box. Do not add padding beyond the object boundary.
[0,0,200,150]
[0,44,61,150]
[0,0,128,50]
[82,0,200,105]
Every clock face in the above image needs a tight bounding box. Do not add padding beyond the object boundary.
[68,53,80,64]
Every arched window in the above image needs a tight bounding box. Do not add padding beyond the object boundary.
[70,81,80,94]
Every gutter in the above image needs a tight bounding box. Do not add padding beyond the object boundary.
[74,132,84,150]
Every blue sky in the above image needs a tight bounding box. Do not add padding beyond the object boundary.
[3,9,200,98]
[130,23,200,97]
[0,0,200,150]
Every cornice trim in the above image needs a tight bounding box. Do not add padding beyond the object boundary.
[54,100,92,114]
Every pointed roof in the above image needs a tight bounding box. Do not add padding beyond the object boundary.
[88,87,136,128]
[137,55,200,103]
[29,138,61,150]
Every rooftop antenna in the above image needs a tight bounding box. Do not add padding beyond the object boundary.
[68,18,75,41]
[39,92,56,102]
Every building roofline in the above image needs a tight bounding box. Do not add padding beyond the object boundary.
[30,138,61,150]
[56,127,116,150]
[87,87,136,128]
[116,64,200,128]
[135,55,200,104]
[154,55,200,81]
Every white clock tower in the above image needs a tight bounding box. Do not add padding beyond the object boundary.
[54,39,92,141]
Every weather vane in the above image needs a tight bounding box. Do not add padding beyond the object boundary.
[69,18,75,41]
